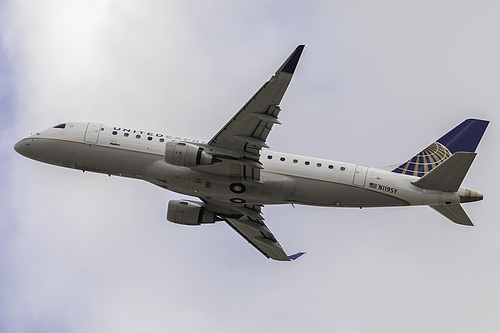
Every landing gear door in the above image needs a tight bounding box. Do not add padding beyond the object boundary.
[84,123,101,144]
[353,165,368,187]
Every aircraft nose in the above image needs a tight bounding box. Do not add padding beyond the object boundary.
[14,139,31,157]
[14,140,23,153]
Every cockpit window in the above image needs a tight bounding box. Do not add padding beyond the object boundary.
[53,123,66,129]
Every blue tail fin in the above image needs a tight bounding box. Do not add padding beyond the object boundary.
[392,119,489,177]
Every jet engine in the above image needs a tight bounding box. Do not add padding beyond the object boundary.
[167,200,218,225]
[164,141,216,167]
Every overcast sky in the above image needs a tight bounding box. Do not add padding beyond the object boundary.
[1,1,499,332]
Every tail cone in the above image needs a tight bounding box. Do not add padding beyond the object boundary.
[459,188,483,203]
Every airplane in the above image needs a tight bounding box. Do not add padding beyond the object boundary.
[14,45,489,261]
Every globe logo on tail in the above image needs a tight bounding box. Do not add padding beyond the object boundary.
[392,142,451,177]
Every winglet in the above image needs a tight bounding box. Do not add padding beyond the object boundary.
[288,252,306,261]
[276,45,306,75]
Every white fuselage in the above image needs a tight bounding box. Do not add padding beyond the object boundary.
[15,122,458,209]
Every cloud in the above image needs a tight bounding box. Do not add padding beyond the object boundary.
[2,1,500,332]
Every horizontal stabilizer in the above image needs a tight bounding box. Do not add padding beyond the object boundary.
[412,152,476,192]
[431,204,473,226]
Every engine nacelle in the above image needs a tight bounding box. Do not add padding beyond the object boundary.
[165,141,214,167]
[167,200,217,225]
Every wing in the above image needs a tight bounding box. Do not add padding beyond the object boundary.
[203,200,305,261]
[195,47,307,261]
[208,45,305,161]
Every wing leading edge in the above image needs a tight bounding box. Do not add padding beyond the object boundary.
[208,45,305,161]
[226,217,289,261]
[204,201,304,261]
[225,216,305,261]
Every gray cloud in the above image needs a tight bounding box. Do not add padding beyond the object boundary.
[2,1,500,332]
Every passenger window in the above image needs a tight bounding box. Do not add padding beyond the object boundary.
[124,133,129,137]
[147,137,153,141]
[293,159,298,163]
[317,163,322,167]
[340,167,345,171]
[159,138,165,142]
[112,131,117,135]
[136,135,141,139]
[280,157,285,161]
[305,161,310,165]
[267,155,273,159]
[328,165,334,169]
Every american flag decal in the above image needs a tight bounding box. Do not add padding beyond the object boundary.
[369,182,378,189]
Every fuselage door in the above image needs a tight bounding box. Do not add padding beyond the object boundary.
[84,122,101,144]
[353,165,368,187]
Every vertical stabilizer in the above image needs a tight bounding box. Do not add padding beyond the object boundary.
[392,119,489,177]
